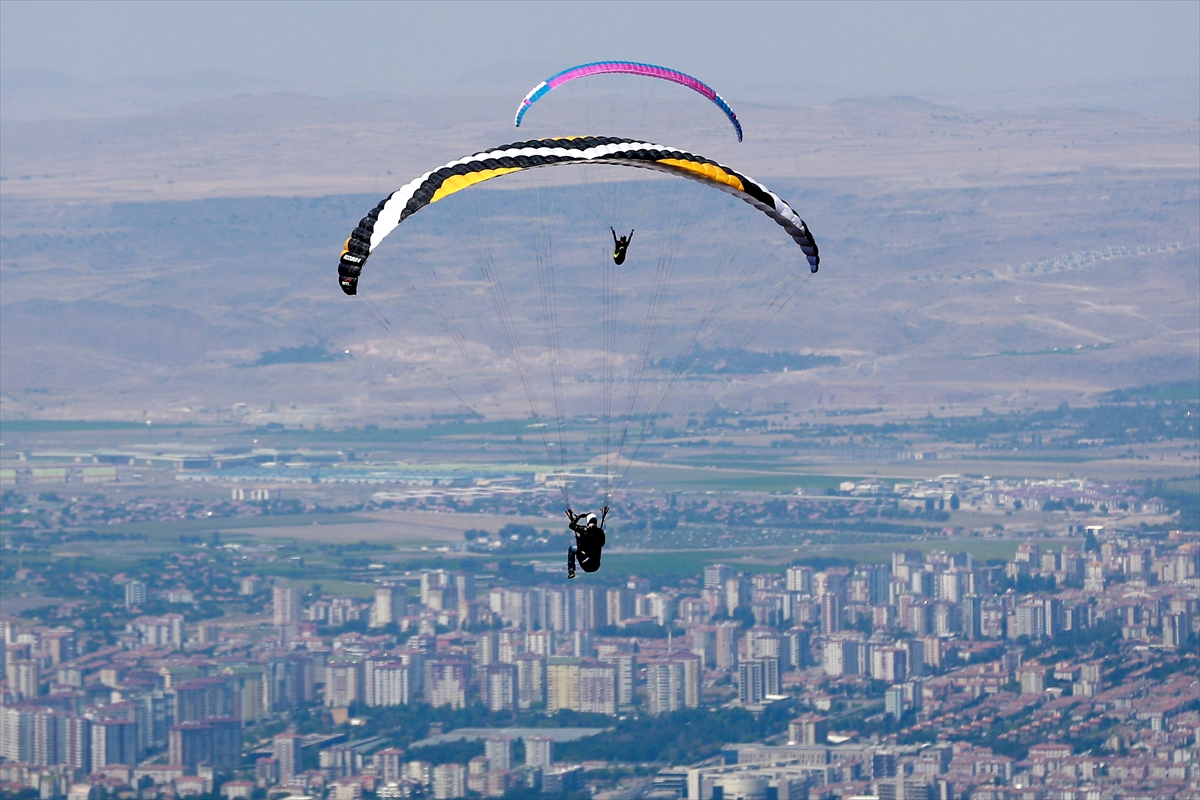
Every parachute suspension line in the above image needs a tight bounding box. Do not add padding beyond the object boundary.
[530,192,571,493]
[359,296,393,333]
[360,251,540,470]
[621,258,812,491]
[431,188,571,504]
[477,252,570,505]
[676,269,811,424]
[610,224,687,473]
[371,250,552,472]
[606,175,716,480]
[613,205,792,487]
[601,232,621,506]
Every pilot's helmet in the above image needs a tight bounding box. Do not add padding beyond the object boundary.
[586,513,598,526]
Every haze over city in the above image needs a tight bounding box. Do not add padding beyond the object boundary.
[1,2,1197,800]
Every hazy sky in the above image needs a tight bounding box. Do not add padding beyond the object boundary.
[2,0,1198,98]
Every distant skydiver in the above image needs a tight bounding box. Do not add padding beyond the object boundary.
[611,228,634,265]
[565,506,608,578]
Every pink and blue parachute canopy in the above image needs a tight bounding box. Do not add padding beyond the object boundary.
[514,61,743,142]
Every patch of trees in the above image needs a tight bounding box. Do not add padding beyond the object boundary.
[557,702,797,765]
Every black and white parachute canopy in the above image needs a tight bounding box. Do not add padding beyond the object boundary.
[337,136,820,295]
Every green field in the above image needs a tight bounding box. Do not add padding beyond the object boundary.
[55,513,374,540]
[627,467,854,493]
[0,419,190,432]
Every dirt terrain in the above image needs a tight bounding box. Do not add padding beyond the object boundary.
[1,91,1196,423]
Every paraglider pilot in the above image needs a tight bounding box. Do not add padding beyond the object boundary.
[611,228,634,266]
[565,506,607,578]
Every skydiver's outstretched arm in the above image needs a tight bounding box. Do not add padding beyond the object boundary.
[611,227,619,245]
[627,230,634,243]
[600,506,609,526]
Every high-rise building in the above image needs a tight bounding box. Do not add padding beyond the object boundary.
[426,659,470,709]
[864,564,892,605]
[1163,613,1188,648]
[904,639,926,678]
[677,597,711,625]
[647,661,680,716]
[124,580,146,608]
[783,627,811,670]
[516,653,546,709]
[911,569,935,599]
[376,749,405,784]
[483,663,517,712]
[543,589,575,632]
[885,686,905,720]
[690,627,717,668]
[737,660,765,706]
[785,566,813,595]
[29,709,65,768]
[546,658,616,715]
[455,572,476,603]
[724,576,749,615]
[704,564,734,590]
[644,593,676,627]
[1011,601,1045,639]
[715,621,739,669]
[263,654,315,712]
[65,715,92,775]
[933,571,957,603]
[432,763,466,800]
[498,631,522,663]
[821,594,842,635]
[599,653,636,706]
[961,595,982,640]
[933,603,960,637]
[485,737,512,772]
[823,637,859,677]
[273,733,303,784]
[320,744,360,779]
[847,575,871,605]
[169,722,212,771]
[1018,666,1046,695]
[9,659,38,700]
[546,658,580,713]
[128,614,185,650]
[0,705,34,763]
[574,586,606,630]
[578,661,617,715]
[525,736,553,770]
[325,661,363,707]
[273,586,301,627]
[421,570,450,606]
[526,630,555,657]
[91,719,139,769]
[871,647,908,684]
[745,628,782,661]
[167,718,240,771]
[789,714,828,745]
[172,676,241,723]
[813,568,848,601]
[569,630,593,658]
[766,655,782,695]
[646,655,701,715]
[477,631,499,666]
[372,584,408,627]
[364,660,411,707]
[606,588,634,626]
